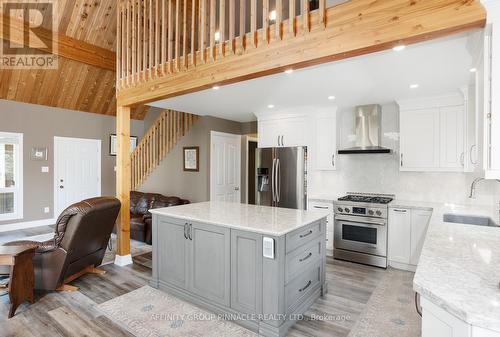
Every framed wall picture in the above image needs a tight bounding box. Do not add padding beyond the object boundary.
[183,146,199,172]
[30,147,48,161]
[110,134,138,156]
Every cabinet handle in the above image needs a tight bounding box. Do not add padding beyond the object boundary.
[460,152,465,167]
[299,252,312,262]
[470,144,477,165]
[299,280,312,292]
[281,135,284,146]
[393,209,407,213]
[400,153,404,167]
[184,223,188,239]
[188,224,193,240]
[277,135,280,146]
[313,206,329,209]
[299,230,313,238]
[332,154,335,167]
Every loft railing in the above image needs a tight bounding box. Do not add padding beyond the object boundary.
[116,0,335,89]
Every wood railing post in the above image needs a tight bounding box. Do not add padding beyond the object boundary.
[115,106,132,266]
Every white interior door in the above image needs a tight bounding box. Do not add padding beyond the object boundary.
[54,137,101,215]
[210,131,241,203]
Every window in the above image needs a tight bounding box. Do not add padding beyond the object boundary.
[0,132,23,221]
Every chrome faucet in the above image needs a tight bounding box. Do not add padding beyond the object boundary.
[469,177,500,199]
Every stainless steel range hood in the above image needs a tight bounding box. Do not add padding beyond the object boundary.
[338,104,392,154]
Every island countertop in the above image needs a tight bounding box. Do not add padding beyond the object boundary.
[149,201,330,236]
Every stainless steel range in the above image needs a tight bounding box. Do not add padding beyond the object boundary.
[334,193,394,268]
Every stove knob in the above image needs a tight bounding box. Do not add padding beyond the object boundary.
[376,210,382,216]
[344,208,350,213]
[368,210,374,215]
[337,207,343,212]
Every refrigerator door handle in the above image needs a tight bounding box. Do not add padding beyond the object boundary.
[276,158,281,203]
[271,158,276,201]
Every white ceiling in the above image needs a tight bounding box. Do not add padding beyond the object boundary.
[149,32,480,122]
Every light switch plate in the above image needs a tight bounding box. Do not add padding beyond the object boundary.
[263,237,275,259]
[44,207,50,213]
[41,166,49,173]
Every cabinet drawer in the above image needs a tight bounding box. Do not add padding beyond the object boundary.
[285,263,321,312]
[285,239,321,284]
[286,221,322,253]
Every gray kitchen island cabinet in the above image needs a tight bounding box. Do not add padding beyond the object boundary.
[150,201,329,337]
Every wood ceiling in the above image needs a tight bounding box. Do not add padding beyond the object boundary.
[0,0,148,120]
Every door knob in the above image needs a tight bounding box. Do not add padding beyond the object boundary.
[234,187,240,191]
[59,185,64,189]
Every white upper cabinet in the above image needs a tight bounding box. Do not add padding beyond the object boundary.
[398,93,467,172]
[257,115,307,148]
[399,107,440,170]
[480,3,500,179]
[256,107,338,172]
[439,105,465,169]
[315,110,337,170]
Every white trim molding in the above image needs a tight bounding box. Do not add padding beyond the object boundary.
[0,218,56,233]
[0,131,23,221]
[114,254,133,266]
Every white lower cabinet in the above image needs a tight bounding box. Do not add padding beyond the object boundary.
[308,201,334,255]
[388,207,431,270]
[421,297,500,337]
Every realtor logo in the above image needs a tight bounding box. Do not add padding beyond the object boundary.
[0,0,58,69]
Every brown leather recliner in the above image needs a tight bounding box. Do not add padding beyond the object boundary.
[3,197,120,291]
[129,191,190,244]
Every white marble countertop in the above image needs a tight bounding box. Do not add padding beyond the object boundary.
[150,201,330,236]
[413,202,500,332]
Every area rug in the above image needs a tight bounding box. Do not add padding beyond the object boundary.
[98,286,257,337]
[348,267,421,337]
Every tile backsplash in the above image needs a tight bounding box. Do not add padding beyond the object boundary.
[309,103,500,206]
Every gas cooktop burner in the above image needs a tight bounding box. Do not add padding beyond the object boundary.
[337,195,394,204]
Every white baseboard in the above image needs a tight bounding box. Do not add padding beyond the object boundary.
[114,254,133,266]
[0,218,56,233]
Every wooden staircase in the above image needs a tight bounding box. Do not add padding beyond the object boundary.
[131,109,199,189]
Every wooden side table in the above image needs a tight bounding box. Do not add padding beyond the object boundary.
[0,245,36,318]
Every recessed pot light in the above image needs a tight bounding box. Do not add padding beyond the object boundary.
[212,85,220,90]
[328,96,336,100]
[393,45,406,51]
[409,84,419,89]
[267,104,275,109]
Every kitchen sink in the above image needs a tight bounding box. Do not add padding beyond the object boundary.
[443,214,497,227]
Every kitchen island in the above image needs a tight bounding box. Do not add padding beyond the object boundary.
[149,201,329,337]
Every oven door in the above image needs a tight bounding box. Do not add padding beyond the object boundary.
[334,215,387,257]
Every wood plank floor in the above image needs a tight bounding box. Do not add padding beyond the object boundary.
[0,227,387,337]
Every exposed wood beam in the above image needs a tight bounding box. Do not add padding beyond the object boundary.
[1,15,116,71]
[116,106,131,262]
[117,0,486,107]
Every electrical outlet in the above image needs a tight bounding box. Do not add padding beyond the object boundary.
[44,207,50,214]
[41,166,49,173]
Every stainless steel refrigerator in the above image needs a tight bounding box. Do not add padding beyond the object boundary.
[255,147,307,210]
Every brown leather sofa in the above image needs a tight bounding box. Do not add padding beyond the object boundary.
[3,197,120,291]
[129,191,190,244]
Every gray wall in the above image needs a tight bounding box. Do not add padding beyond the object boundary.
[139,115,247,202]
[0,99,144,225]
